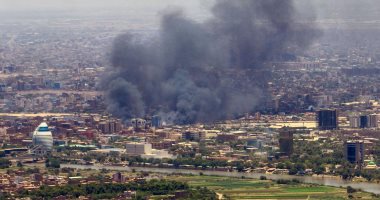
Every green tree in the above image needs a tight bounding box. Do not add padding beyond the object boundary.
[347,186,357,194]
[46,158,61,168]
[0,158,11,169]
[17,161,23,168]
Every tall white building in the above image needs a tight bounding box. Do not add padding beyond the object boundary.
[125,142,175,159]
[32,122,53,155]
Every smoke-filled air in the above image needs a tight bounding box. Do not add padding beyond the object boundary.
[102,0,319,125]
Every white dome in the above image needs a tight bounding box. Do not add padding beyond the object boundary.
[32,122,53,150]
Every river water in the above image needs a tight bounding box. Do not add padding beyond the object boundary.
[61,164,380,194]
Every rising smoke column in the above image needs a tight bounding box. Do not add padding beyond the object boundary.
[102,0,319,124]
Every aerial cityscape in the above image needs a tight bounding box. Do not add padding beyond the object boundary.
[1,0,380,199]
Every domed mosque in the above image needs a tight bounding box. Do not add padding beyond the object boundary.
[31,122,53,155]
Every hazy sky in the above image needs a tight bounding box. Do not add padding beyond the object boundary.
[1,0,380,21]
[0,0,207,13]
[0,0,212,21]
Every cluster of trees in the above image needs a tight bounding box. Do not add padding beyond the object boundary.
[185,187,217,200]
[169,157,229,169]
[77,152,119,163]
[360,170,380,181]
[45,157,61,168]
[121,156,257,172]
[16,179,216,200]
[269,139,346,175]
[276,179,301,184]
[0,158,11,169]
[372,141,380,163]
[6,167,40,175]
[284,139,380,181]
[0,192,11,200]
[291,140,344,171]
[336,164,380,181]
[55,146,97,154]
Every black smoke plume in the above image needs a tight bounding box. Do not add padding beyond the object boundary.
[102,0,319,124]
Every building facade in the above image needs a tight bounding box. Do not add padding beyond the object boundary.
[344,141,365,165]
[317,109,338,130]
[125,143,152,155]
[279,128,294,156]
[32,122,53,155]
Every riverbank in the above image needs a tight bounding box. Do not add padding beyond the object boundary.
[59,164,380,195]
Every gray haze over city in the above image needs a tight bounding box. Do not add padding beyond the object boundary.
[2,0,380,21]
[2,0,380,123]
[3,1,380,198]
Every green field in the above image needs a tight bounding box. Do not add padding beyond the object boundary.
[167,175,380,200]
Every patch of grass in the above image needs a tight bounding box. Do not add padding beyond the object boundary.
[167,175,380,200]
[285,186,336,193]
[308,195,346,200]
[235,195,308,199]
[190,180,268,189]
